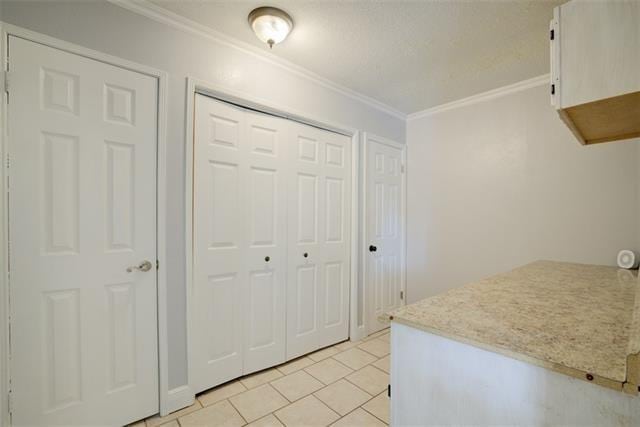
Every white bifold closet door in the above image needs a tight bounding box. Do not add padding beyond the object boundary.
[286,122,351,359]
[192,94,350,393]
[192,95,288,393]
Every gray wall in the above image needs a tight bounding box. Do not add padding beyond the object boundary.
[406,83,640,303]
[0,0,406,390]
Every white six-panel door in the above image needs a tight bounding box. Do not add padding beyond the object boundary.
[286,123,351,359]
[192,96,245,392]
[192,95,288,393]
[242,110,288,374]
[8,36,159,426]
[366,136,405,334]
[192,95,351,392]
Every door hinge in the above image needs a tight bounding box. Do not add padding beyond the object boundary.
[550,29,554,41]
[387,384,391,398]
[400,291,404,300]
[400,164,405,174]
[156,259,159,270]
[551,84,555,96]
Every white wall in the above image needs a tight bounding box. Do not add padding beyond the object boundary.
[0,0,405,392]
[406,83,640,303]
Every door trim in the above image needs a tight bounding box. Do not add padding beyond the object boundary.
[184,76,364,395]
[362,132,407,336]
[0,22,177,420]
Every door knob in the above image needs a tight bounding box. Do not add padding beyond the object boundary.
[369,245,377,252]
[303,253,308,258]
[127,260,153,273]
[265,256,271,262]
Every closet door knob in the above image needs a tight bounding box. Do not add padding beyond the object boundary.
[303,253,308,258]
[265,256,270,262]
[369,245,377,252]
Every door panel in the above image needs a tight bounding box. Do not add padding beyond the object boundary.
[44,289,82,411]
[248,270,276,347]
[325,262,345,327]
[297,173,319,243]
[242,110,287,374]
[206,274,239,362]
[193,97,245,392]
[366,138,405,334]
[287,124,351,359]
[326,178,345,243]
[9,36,158,426]
[192,97,287,387]
[319,131,351,347]
[297,264,318,335]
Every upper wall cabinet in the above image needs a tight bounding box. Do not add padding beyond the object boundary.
[550,0,640,145]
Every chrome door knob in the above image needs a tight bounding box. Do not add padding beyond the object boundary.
[127,260,153,273]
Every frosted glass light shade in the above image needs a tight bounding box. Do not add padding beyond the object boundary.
[248,7,293,48]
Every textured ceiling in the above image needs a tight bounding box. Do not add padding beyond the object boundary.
[149,0,563,114]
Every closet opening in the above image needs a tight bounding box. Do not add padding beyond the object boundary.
[184,82,364,394]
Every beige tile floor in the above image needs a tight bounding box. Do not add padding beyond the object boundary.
[135,328,390,427]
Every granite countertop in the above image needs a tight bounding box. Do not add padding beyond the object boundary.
[388,260,640,393]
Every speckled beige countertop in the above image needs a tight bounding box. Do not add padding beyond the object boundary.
[388,260,640,393]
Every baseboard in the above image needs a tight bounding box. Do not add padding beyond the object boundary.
[350,324,367,342]
[161,385,195,416]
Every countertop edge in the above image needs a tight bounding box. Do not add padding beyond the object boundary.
[389,316,628,394]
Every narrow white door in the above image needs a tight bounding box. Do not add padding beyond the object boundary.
[366,136,405,334]
[192,95,244,392]
[242,110,287,375]
[8,36,159,426]
[192,95,287,392]
[287,123,351,359]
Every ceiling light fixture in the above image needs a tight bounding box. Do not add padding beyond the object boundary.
[248,6,293,49]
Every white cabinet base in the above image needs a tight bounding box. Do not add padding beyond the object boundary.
[391,322,640,426]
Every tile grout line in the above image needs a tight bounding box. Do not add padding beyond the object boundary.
[302,357,355,386]
[272,407,287,426]
[332,392,389,426]
[269,381,296,406]
[342,373,387,399]
[311,379,376,418]
[360,394,390,425]
[312,370,376,402]
[225,397,249,426]
[356,340,390,359]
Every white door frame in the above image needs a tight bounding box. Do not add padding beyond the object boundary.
[184,76,364,393]
[362,132,407,336]
[0,23,176,421]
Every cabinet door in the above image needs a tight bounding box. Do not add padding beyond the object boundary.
[559,1,640,108]
[192,95,245,392]
[286,123,351,359]
[242,111,288,374]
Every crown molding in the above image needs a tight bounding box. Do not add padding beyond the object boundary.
[408,74,550,121]
[108,0,407,120]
